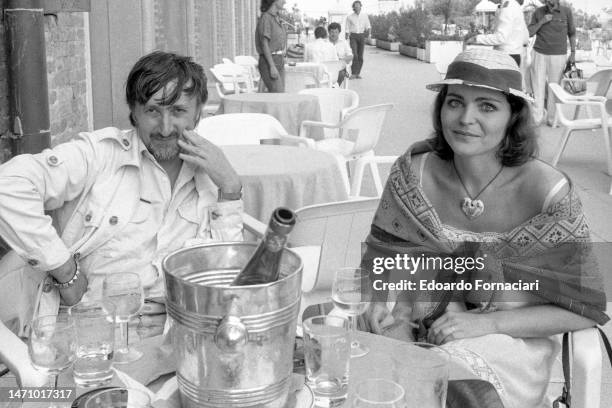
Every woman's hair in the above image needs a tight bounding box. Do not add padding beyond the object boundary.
[314,26,328,39]
[125,51,207,127]
[430,85,538,166]
[261,0,276,12]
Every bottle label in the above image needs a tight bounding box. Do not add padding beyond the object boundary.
[264,232,287,253]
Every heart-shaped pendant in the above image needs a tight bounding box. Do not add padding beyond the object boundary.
[461,197,484,219]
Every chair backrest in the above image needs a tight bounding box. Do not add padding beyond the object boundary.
[339,104,394,156]
[289,198,379,293]
[586,68,612,97]
[285,70,320,93]
[210,63,254,96]
[320,60,345,85]
[299,88,359,131]
[234,55,260,82]
[194,113,288,145]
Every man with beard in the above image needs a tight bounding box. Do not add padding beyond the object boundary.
[0,51,243,338]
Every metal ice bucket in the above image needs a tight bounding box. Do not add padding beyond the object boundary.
[162,242,303,408]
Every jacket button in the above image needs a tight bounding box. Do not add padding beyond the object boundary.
[122,139,130,147]
[28,259,38,266]
[85,214,92,222]
[47,155,59,166]
[109,216,118,225]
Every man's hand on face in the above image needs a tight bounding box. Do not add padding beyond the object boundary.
[178,130,242,195]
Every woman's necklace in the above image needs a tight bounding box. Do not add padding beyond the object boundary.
[452,160,504,219]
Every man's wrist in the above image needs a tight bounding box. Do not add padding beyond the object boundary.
[218,184,243,201]
[49,256,77,283]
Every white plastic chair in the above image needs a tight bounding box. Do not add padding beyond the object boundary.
[557,69,612,126]
[234,55,261,88]
[282,104,394,197]
[242,197,379,316]
[548,83,612,194]
[321,60,349,89]
[209,63,255,99]
[194,113,288,145]
[568,328,603,408]
[284,70,321,93]
[298,88,359,139]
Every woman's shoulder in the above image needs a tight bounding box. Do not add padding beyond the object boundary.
[514,159,570,211]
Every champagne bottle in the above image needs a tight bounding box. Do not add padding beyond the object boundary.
[231,207,296,286]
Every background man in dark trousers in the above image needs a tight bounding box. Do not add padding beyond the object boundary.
[345,1,370,79]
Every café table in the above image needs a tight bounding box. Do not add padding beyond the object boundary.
[220,145,349,221]
[285,62,329,85]
[38,331,476,408]
[218,92,323,139]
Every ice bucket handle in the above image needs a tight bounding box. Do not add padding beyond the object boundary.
[214,315,249,352]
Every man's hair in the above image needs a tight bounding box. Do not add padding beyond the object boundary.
[260,0,276,12]
[430,85,538,166]
[314,26,328,39]
[328,22,342,33]
[352,1,362,8]
[125,51,208,126]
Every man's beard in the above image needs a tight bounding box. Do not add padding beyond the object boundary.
[146,132,180,161]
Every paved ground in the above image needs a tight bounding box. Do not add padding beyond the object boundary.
[349,45,612,406]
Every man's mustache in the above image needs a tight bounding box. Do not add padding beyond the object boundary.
[150,131,180,140]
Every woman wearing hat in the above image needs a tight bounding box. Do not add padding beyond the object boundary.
[363,49,608,407]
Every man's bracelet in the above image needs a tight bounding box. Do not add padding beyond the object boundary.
[52,254,81,289]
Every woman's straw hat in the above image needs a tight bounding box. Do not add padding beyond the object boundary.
[426,48,533,103]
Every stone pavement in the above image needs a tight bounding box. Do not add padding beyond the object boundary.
[348,44,612,406]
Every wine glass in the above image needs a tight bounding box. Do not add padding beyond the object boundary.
[28,314,77,407]
[103,272,144,364]
[331,267,372,358]
[353,379,405,408]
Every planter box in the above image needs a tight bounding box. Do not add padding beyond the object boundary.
[365,38,376,46]
[416,47,426,61]
[399,44,418,58]
[376,40,400,52]
[425,40,463,64]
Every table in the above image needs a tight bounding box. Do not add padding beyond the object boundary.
[221,145,349,221]
[5,331,476,408]
[219,92,322,138]
[285,62,328,85]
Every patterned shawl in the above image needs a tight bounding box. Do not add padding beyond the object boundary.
[362,141,609,326]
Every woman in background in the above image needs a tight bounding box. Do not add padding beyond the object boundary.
[255,0,287,92]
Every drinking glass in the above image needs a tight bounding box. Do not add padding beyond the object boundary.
[28,314,77,407]
[103,273,144,364]
[84,388,151,408]
[69,300,116,387]
[353,379,405,408]
[331,267,371,357]
[393,342,449,408]
[303,315,351,408]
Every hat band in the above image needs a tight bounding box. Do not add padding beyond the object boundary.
[445,61,522,94]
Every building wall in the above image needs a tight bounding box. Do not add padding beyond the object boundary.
[0,17,10,164]
[0,12,89,164]
[45,13,90,146]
